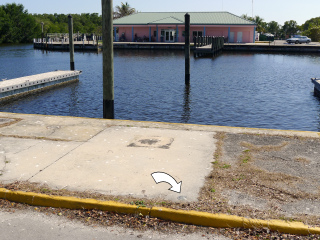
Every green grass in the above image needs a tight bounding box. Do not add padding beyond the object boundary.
[222,164,231,169]
[131,200,146,207]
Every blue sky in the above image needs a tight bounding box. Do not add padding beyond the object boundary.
[1,0,319,25]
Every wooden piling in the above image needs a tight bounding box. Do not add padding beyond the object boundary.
[102,0,114,119]
[68,15,75,70]
[185,13,190,85]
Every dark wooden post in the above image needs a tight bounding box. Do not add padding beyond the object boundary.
[185,13,190,85]
[211,37,214,52]
[96,35,99,52]
[45,33,48,49]
[102,0,114,119]
[68,15,75,70]
[41,22,44,45]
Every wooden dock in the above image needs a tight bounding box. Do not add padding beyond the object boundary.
[193,36,225,57]
[0,70,81,103]
[34,40,102,52]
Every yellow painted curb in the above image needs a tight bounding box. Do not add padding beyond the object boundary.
[150,207,320,235]
[1,188,320,236]
[0,188,150,216]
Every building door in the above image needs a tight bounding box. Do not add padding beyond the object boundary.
[229,32,235,43]
[237,32,243,43]
[165,30,175,42]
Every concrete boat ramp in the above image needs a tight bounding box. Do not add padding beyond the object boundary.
[0,70,81,102]
[0,112,320,234]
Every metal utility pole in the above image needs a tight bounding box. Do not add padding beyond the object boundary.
[102,0,114,119]
[252,0,254,18]
[68,15,75,70]
[185,13,190,85]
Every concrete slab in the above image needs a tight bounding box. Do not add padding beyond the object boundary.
[30,126,216,202]
[1,111,320,222]
[0,137,81,182]
[0,118,16,126]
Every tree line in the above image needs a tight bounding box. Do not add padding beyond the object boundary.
[242,14,320,41]
[0,2,319,44]
[0,2,135,44]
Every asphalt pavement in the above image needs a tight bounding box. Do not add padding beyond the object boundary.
[0,209,231,240]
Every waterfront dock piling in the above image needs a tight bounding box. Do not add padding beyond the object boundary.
[0,70,81,103]
[102,0,115,119]
[185,13,190,85]
[68,15,75,70]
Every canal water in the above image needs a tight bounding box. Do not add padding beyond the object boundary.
[1,44,320,131]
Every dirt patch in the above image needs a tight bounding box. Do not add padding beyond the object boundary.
[0,117,22,128]
[202,132,320,225]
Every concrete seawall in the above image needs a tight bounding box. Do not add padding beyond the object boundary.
[33,42,101,52]
[33,41,320,53]
[224,43,320,53]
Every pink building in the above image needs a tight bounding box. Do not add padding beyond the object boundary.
[113,12,256,43]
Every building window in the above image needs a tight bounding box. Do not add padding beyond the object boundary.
[154,31,157,37]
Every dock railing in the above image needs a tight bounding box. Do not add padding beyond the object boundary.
[33,33,102,52]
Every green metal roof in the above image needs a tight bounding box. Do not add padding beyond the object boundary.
[113,12,256,25]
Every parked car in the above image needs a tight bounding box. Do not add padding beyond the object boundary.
[286,36,311,44]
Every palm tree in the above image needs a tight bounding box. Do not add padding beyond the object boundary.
[241,14,254,22]
[267,21,281,37]
[253,16,267,33]
[114,2,136,19]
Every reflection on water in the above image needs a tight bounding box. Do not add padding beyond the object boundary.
[182,84,191,123]
[1,44,320,132]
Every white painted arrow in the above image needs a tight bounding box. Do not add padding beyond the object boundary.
[151,172,182,193]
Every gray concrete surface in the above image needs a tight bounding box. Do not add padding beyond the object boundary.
[0,209,231,240]
[0,111,320,220]
[0,113,216,202]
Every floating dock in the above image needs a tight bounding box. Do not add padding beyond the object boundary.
[311,78,320,96]
[0,70,81,103]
